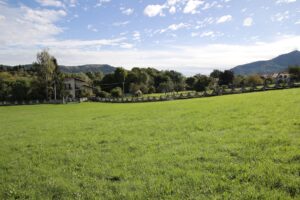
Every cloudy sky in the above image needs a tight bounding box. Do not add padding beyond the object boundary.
[0,0,300,74]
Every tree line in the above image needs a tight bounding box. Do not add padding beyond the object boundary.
[1,50,300,101]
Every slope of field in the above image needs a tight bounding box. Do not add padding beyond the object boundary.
[0,89,299,199]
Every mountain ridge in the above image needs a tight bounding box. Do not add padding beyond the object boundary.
[231,50,300,75]
[0,64,116,74]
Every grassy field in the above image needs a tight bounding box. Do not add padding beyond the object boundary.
[0,89,299,199]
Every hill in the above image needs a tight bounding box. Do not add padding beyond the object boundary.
[231,50,300,75]
[0,64,116,74]
[0,88,299,199]
[59,64,115,74]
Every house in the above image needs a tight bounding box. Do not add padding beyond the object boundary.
[64,77,93,99]
[274,72,290,83]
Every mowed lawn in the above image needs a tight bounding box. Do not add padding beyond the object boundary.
[0,89,300,200]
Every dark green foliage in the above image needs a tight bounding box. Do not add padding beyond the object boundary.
[114,67,127,83]
[210,69,222,78]
[11,79,31,101]
[288,65,300,81]
[93,86,102,97]
[97,91,110,98]
[0,64,115,74]
[77,87,93,98]
[193,75,211,92]
[158,81,174,93]
[185,77,197,90]
[246,74,264,86]
[110,87,123,97]
[219,70,234,85]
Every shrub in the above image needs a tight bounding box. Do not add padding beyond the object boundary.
[194,76,210,92]
[97,91,110,98]
[111,87,123,97]
[246,75,264,86]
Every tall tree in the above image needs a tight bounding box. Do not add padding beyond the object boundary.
[210,69,222,79]
[193,75,211,92]
[114,67,127,95]
[35,50,56,100]
[219,70,234,85]
[52,57,64,100]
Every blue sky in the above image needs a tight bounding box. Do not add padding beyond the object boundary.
[0,0,300,74]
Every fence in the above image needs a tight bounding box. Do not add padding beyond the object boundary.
[90,82,300,104]
[0,97,88,106]
[1,82,299,106]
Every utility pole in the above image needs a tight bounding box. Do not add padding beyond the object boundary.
[54,83,57,101]
[122,76,125,97]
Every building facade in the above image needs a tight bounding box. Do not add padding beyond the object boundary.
[64,78,93,99]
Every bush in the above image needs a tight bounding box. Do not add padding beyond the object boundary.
[111,87,123,97]
[93,86,102,97]
[97,91,110,98]
[246,75,264,86]
[148,86,156,94]
[194,76,210,92]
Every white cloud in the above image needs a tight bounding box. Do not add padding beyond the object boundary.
[216,15,232,23]
[0,4,66,46]
[36,0,64,7]
[168,23,188,31]
[133,31,141,41]
[295,20,300,24]
[0,15,5,21]
[276,0,297,4]
[121,7,134,15]
[169,6,176,14]
[1,35,300,75]
[144,0,207,17]
[202,2,218,10]
[160,23,188,33]
[183,0,204,14]
[196,17,214,28]
[144,4,166,17]
[67,0,77,7]
[167,0,182,6]
[95,0,111,7]
[39,38,127,48]
[112,21,130,26]
[120,43,134,49]
[199,31,216,37]
[191,31,223,38]
[87,24,98,32]
[243,17,253,27]
[272,11,289,22]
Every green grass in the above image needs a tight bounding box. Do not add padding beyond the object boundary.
[0,89,300,199]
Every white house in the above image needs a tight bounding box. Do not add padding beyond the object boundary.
[64,78,93,99]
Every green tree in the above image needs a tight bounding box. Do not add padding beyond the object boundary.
[288,65,300,81]
[194,75,211,92]
[51,57,64,100]
[246,75,264,86]
[111,87,123,97]
[93,86,102,97]
[219,70,234,86]
[11,79,31,101]
[185,77,197,90]
[210,69,222,79]
[35,50,56,100]
[158,81,174,93]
